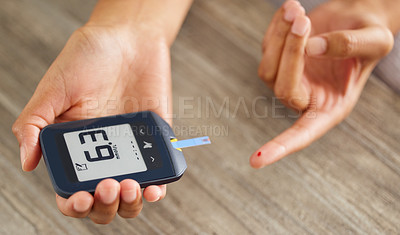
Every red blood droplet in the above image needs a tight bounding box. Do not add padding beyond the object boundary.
[257,152,261,157]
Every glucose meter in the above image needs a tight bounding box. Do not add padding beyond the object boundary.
[40,111,210,198]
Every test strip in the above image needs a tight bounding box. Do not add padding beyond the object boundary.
[171,136,211,149]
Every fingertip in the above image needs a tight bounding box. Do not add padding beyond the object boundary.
[250,150,269,169]
[158,184,167,200]
[378,27,394,57]
[283,0,300,10]
[72,192,93,213]
[283,4,305,23]
[291,15,311,37]
[306,37,328,56]
[143,186,162,202]
[98,178,120,188]
[56,191,93,217]
[250,142,287,168]
[16,124,43,172]
[22,146,42,172]
[97,179,120,205]
[250,154,264,169]
[20,145,27,171]
[120,179,140,204]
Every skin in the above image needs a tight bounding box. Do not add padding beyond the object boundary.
[12,0,192,224]
[11,0,400,225]
[250,0,400,168]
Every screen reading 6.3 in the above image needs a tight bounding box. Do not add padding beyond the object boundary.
[63,124,147,182]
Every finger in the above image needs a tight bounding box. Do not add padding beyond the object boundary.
[56,192,94,218]
[274,15,311,111]
[143,185,166,202]
[89,179,120,224]
[12,75,68,171]
[118,179,143,218]
[259,0,305,87]
[158,184,167,200]
[306,26,394,59]
[261,0,301,52]
[250,108,339,168]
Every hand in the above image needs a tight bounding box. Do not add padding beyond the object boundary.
[12,24,171,224]
[251,0,394,168]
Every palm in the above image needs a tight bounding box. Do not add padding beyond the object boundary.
[302,3,369,116]
[303,52,359,117]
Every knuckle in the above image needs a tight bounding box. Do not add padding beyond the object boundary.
[70,212,88,219]
[89,215,114,225]
[119,205,143,219]
[273,28,288,39]
[91,219,112,225]
[58,208,87,219]
[262,40,268,53]
[274,86,307,110]
[11,122,20,136]
[77,213,89,218]
[337,33,356,57]
[58,208,69,217]
[258,64,276,82]
[274,86,293,101]
[119,212,137,219]
[286,42,303,55]
[257,65,265,79]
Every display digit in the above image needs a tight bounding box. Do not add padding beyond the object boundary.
[79,130,108,144]
[84,145,114,162]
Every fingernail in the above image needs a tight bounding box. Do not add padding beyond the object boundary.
[306,37,327,56]
[20,145,27,171]
[284,6,299,22]
[122,189,137,204]
[100,186,118,205]
[73,199,91,213]
[283,0,300,10]
[291,16,310,36]
[153,189,162,202]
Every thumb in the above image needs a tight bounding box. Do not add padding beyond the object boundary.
[12,78,67,171]
[306,26,394,59]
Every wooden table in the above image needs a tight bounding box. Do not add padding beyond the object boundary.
[1,0,399,234]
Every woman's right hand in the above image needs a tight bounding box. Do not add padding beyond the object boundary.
[12,0,193,224]
[13,22,171,224]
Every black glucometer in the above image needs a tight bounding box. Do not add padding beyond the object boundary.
[40,111,187,198]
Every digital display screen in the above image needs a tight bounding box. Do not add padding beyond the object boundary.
[63,124,147,182]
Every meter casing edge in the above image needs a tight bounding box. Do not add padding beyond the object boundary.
[39,111,187,198]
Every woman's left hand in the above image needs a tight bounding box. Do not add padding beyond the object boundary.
[251,0,394,168]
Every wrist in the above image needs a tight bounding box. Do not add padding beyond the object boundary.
[85,19,169,47]
[85,0,192,47]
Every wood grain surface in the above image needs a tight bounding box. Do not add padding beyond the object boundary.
[1,0,400,234]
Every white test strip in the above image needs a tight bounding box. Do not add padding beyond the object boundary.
[171,136,211,149]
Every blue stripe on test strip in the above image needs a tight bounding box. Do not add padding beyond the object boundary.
[171,136,211,149]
